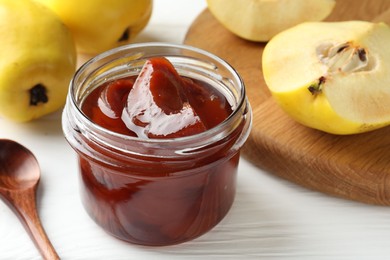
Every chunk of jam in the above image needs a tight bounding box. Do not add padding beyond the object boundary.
[81,57,232,138]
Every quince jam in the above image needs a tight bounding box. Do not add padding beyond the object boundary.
[74,57,244,246]
[81,57,232,138]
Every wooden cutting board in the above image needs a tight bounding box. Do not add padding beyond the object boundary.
[184,0,390,205]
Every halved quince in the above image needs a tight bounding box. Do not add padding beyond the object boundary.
[206,0,335,42]
[263,21,390,135]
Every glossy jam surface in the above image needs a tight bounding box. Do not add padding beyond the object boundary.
[76,57,242,246]
[81,57,232,138]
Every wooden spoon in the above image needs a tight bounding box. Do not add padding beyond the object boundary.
[0,139,59,260]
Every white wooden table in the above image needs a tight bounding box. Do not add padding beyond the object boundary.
[1,1,390,259]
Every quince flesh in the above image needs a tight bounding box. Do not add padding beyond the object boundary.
[206,0,335,42]
[0,0,76,122]
[35,0,153,54]
[263,21,390,135]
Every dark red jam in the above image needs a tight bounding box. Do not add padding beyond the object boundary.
[76,57,242,246]
[81,57,232,138]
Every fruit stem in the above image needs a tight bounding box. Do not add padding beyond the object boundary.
[308,76,326,95]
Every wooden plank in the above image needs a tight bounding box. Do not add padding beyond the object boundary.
[184,0,390,205]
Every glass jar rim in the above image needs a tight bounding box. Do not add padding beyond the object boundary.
[70,42,250,147]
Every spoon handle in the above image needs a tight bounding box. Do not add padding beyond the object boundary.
[2,187,60,260]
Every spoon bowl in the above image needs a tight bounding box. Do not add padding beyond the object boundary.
[0,139,59,260]
[0,140,40,190]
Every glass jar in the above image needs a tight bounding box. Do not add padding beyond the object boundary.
[62,43,252,246]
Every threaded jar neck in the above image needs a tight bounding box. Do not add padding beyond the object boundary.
[63,43,252,170]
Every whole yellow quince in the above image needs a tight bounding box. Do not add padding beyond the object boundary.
[35,0,153,54]
[263,21,390,135]
[0,0,76,122]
